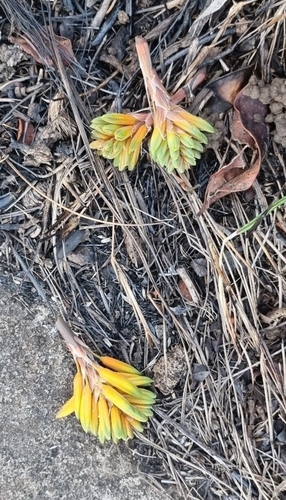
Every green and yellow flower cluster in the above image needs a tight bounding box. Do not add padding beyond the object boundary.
[90,112,150,171]
[56,317,155,443]
[90,37,214,173]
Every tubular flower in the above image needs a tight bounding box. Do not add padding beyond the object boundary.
[56,317,156,443]
[90,112,151,171]
[136,36,215,174]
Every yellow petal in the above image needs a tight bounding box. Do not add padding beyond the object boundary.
[56,395,75,419]
[91,130,111,140]
[100,384,148,423]
[166,162,175,174]
[181,149,197,165]
[124,396,154,406]
[129,124,148,153]
[172,117,207,143]
[90,117,108,128]
[128,148,141,170]
[114,126,134,141]
[80,382,92,433]
[74,370,83,419]
[132,405,153,417]
[98,394,111,443]
[114,155,125,170]
[180,146,195,161]
[123,387,155,417]
[192,150,201,160]
[102,124,120,134]
[99,356,141,375]
[140,387,157,399]
[150,127,164,154]
[154,140,169,167]
[103,145,122,160]
[115,373,153,387]
[101,113,136,125]
[90,140,105,151]
[166,128,180,153]
[121,413,134,439]
[121,137,133,168]
[110,406,124,443]
[124,397,154,409]
[126,416,144,432]
[90,395,99,436]
[191,139,205,152]
[126,387,156,404]
[178,109,215,133]
[102,138,116,153]
[176,130,196,149]
[168,147,180,162]
[96,366,142,397]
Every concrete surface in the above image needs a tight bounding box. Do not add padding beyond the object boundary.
[0,272,166,500]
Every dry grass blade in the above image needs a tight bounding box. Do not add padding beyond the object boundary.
[111,251,154,345]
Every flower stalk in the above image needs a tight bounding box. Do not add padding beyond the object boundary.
[56,317,156,443]
[135,36,214,173]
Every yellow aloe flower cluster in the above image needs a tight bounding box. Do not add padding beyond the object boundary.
[56,317,156,443]
[149,109,213,174]
[90,36,214,173]
[90,112,151,171]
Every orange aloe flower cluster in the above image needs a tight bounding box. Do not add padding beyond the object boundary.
[90,36,214,173]
[56,317,156,443]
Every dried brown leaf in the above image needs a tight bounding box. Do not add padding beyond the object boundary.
[200,80,269,212]
[199,151,248,213]
[10,35,51,65]
[230,109,255,148]
[178,279,193,301]
[10,32,77,67]
[207,67,253,104]
[17,119,35,145]
[234,91,269,159]
[52,33,78,66]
